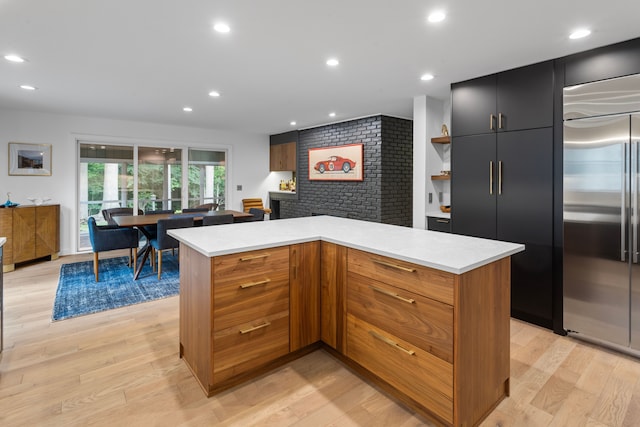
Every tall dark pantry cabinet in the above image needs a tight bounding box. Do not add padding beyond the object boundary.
[450,61,555,328]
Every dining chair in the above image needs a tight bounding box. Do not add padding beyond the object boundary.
[101,207,143,226]
[87,217,139,282]
[142,209,174,241]
[182,207,209,213]
[149,216,194,279]
[248,208,265,221]
[202,214,234,226]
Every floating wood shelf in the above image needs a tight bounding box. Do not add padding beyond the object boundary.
[430,136,451,144]
[431,174,451,181]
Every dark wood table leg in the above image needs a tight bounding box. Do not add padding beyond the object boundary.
[133,226,153,280]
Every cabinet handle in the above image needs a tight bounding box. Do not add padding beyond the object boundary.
[239,253,270,262]
[369,330,415,356]
[490,114,495,131]
[369,285,416,304]
[436,219,449,223]
[498,161,503,195]
[498,112,504,129]
[239,279,271,289]
[489,161,494,195]
[372,259,416,273]
[239,321,271,334]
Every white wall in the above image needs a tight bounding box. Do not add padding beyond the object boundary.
[0,108,277,255]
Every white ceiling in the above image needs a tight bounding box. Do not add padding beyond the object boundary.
[1,0,639,136]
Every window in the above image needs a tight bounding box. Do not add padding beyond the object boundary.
[78,143,134,250]
[188,149,226,209]
[77,142,228,251]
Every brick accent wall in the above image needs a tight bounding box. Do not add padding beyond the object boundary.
[279,115,412,226]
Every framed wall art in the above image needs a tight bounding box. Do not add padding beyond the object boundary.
[308,143,363,181]
[8,142,52,176]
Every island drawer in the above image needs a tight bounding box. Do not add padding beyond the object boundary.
[213,246,290,285]
[346,314,453,424]
[347,248,454,305]
[347,272,453,363]
[213,310,289,384]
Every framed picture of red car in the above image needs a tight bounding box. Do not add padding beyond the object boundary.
[308,143,363,181]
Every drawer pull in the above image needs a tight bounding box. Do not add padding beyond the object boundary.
[370,285,415,304]
[369,330,415,356]
[436,219,449,224]
[372,259,416,273]
[239,321,271,334]
[239,279,271,289]
[239,253,270,262]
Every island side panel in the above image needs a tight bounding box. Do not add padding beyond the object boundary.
[320,242,347,353]
[453,256,511,426]
[179,243,215,396]
[290,241,321,351]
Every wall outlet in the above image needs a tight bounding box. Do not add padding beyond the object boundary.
[237,185,242,191]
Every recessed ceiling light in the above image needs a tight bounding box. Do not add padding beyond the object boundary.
[329,112,336,118]
[5,54,26,63]
[428,11,446,23]
[19,84,37,90]
[214,22,230,33]
[290,121,297,126]
[208,90,220,97]
[569,28,591,39]
[420,73,434,81]
[183,107,193,112]
[326,58,339,67]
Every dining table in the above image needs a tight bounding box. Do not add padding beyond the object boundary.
[113,210,253,280]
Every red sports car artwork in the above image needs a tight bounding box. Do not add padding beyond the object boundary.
[313,156,356,173]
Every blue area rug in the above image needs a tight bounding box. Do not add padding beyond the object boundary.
[52,255,180,321]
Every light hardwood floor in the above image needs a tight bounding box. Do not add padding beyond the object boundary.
[1,252,640,426]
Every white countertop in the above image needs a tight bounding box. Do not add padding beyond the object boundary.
[169,216,524,275]
[0,237,5,248]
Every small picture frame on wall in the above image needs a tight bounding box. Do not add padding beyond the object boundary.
[308,143,364,181]
[8,142,52,176]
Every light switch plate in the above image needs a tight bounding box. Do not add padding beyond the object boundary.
[237,185,242,191]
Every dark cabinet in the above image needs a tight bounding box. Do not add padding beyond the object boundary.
[427,216,451,233]
[451,61,555,328]
[451,61,553,137]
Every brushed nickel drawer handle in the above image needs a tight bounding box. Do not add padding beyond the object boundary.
[369,285,415,304]
[239,279,271,289]
[239,321,271,334]
[239,253,270,262]
[369,330,415,356]
[436,219,449,224]
[372,259,416,273]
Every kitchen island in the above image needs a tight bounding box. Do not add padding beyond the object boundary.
[169,216,524,426]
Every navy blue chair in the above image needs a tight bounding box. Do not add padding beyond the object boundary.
[143,209,174,241]
[202,214,234,226]
[248,208,265,221]
[87,217,139,282]
[149,216,194,279]
[102,207,143,226]
[182,208,209,213]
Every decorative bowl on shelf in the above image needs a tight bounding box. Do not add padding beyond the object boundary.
[440,205,451,213]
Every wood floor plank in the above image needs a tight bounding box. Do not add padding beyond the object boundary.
[1,253,640,426]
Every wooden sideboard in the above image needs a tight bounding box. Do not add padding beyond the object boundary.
[0,205,60,272]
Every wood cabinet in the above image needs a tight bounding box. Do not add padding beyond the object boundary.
[179,237,513,425]
[451,61,553,137]
[450,61,555,329]
[345,248,510,426]
[269,141,296,171]
[179,244,291,394]
[320,241,347,352]
[289,241,320,351]
[0,205,60,272]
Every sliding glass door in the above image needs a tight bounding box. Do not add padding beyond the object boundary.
[78,144,134,251]
[77,142,227,251]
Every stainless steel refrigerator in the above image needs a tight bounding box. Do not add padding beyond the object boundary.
[563,73,640,353]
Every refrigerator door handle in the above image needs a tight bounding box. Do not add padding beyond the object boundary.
[623,142,628,262]
[633,140,639,264]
